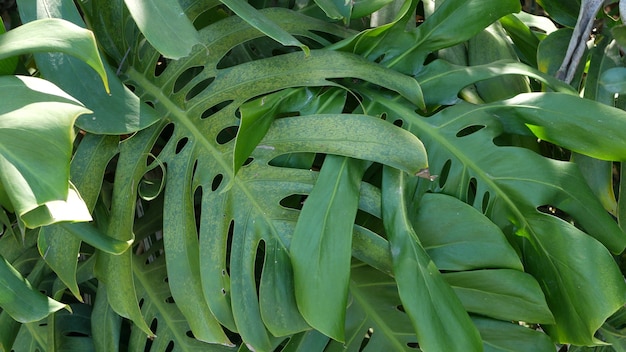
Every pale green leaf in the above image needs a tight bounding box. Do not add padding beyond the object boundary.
[473,317,554,352]
[0,18,108,92]
[0,75,91,228]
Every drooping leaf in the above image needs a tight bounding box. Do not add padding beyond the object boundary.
[381,167,483,351]
[0,75,92,228]
[291,156,368,341]
[219,0,309,55]
[124,0,202,59]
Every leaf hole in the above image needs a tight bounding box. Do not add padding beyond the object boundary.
[407,342,420,349]
[279,194,307,210]
[254,240,266,292]
[193,186,203,236]
[216,126,238,145]
[64,331,89,337]
[150,318,158,334]
[226,220,234,274]
[243,157,254,166]
[211,174,224,191]
[165,341,174,352]
[481,191,491,213]
[165,296,175,303]
[175,137,189,154]
[163,277,168,283]
[139,298,145,308]
[438,160,452,188]
[151,123,174,159]
[154,55,169,77]
[201,100,234,119]
[221,287,227,295]
[125,84,136,92]
[185,77,215,101]
[186,330,195,338]
[268,153,315,170]
[359,328,374,351]
[173,66,205,93]
[145,101,154,108]
[396,304,405,312]
[466,177,477,205]
[456,124,485,138]
[537,205,574,223]
[392,119,403,127]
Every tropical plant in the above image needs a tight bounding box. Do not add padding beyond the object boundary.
[2,0,626,351]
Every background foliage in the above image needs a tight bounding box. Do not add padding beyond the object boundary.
[2,0,626,351]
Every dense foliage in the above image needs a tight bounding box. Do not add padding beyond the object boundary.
[2,0,626,351]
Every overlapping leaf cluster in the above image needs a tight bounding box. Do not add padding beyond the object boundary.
[2,0,626,351]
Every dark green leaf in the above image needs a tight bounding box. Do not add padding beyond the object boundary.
[0,256,67,323]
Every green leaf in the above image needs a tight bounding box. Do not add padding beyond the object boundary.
[51,304,95,351]
[364,90,626,344]
[490,92,626,162]
[0,18,18,75]
[0,75,92,228]
[219,0,309,55]
[473,316,554,352]
[500,14,540,67]
[314,0,351,21]
[38,134,119,300]
[522,212,626,345]
[536,0,580,27]
[291,156,368,341]
[416,59,575,107]
[16,0,161,135]
[260,114,429,175]
[91,283,122,352]
[124,0,201,59]
[381,167,483,351]
[162,140,233,345]
[412,193,523,271]
[342,263,426,351]
[390,0,521,72]
[0,256,67,323]
[444,269,554,324]
[0,18,108,92]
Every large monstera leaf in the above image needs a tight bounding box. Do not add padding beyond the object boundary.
[12,0,626,350]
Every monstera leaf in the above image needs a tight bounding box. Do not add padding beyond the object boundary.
[7,0,626,350]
